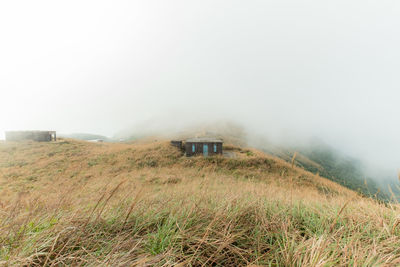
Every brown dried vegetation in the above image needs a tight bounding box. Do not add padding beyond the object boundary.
[0,140,399,266]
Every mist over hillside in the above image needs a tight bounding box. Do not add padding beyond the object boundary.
[113,119,398,201]
[256,137,393,200]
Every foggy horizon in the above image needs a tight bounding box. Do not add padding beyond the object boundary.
[1,1,400,171]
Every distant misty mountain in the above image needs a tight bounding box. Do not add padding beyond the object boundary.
[58,133,111,142]
[113,120,248,146]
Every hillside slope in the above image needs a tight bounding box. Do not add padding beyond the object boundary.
[0,140,399,266]
[253,138,390,201]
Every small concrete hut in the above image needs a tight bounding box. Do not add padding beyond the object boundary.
[185,138,223,157]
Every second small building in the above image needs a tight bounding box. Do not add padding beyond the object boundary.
[5,131,57,142]
[185,138,223,157]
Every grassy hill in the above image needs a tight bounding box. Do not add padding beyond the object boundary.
[0,139,400,266]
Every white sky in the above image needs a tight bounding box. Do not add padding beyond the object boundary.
[1,0,400,169]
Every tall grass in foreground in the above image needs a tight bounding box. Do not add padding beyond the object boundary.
[1,140,400,266]
[1,174,400,266]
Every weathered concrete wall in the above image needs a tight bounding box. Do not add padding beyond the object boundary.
[5,131,56,142]
[185,142,223,157]
[170,140,183,150]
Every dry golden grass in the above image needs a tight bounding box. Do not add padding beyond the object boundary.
[0,139,399,266]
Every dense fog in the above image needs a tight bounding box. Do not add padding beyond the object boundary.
[1,1,400,172]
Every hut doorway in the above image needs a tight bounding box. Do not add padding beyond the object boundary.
[203,144,209,157]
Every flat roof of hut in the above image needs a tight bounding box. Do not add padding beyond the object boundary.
[186,137,223,143]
